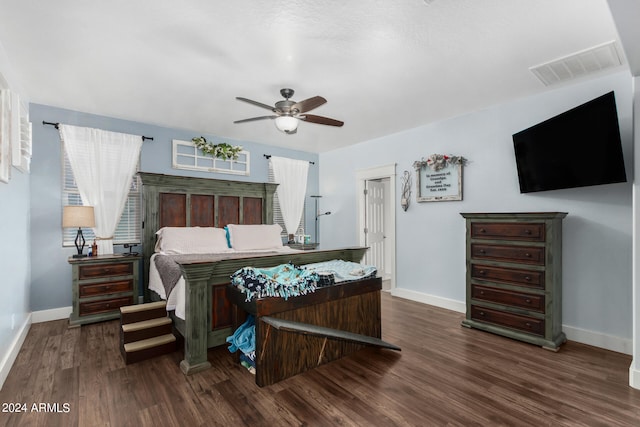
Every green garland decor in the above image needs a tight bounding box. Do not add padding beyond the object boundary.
[191,136,243,160]
[413,154,467,172]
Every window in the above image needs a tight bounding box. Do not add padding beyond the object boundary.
[172,139,250,176]
[61,147,141,246]
[268,163,305,238]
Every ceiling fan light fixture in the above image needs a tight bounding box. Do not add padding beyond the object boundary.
[274,115,299,133]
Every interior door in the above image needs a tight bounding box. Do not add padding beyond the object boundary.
[365,179,386,277]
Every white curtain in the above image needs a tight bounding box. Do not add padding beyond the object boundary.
[270,156,309,236]
[59,125,142,255]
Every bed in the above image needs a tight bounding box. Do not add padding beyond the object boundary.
[139,172,375,375]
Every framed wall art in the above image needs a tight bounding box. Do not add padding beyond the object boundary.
[413,154,467,202]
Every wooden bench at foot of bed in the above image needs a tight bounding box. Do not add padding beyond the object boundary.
[228,275,400,387]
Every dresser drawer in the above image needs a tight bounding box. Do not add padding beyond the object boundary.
[471,222,545,242]
[79,262,133,280]
[471,264,544,289]
[79,296,133,316]
[471,284,544,312]
[471,243,544,265]
[471,305,544,336]
[79,279,133,298]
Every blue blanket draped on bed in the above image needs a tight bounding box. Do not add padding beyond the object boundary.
[230,262,320,302]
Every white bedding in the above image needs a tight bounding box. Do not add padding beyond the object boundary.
[149,247,298,320]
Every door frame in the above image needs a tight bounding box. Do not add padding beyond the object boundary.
[356,163,396,290]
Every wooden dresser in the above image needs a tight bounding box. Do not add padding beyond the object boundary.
[68,254,140,327]
[460,212,567,350]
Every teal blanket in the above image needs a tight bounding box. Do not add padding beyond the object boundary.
[231,262,319,302]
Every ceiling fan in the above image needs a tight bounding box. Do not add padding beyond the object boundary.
[234,88,344,134]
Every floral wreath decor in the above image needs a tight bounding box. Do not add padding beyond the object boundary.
[413,154,468,172]
[191,136,243,160]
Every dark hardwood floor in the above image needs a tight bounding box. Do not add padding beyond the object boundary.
[2,293,640,426]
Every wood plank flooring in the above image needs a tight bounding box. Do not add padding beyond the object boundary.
[2,293,640,426]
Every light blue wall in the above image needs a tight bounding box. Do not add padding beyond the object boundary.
[320,70,634,340]
[0,49,31,387]
[28,103,319,311]
[0,167,30,367]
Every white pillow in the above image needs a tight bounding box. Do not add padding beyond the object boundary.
[226,224,284,251]
[155,227,231,254]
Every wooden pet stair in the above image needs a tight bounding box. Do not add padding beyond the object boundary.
[120,301,176,364]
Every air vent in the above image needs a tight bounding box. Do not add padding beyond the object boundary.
[530,41,624,86]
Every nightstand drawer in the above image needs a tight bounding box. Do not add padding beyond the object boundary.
[471,243,544,265]
[471,284,544,312]
[471,222,545,242]
[79,279,133,298]
[80,296,133,316]
[471,264,544,289]
[471,305,544,336]
[79,262,133,280]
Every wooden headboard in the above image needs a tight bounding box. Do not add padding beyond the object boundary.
[138,172,278,296]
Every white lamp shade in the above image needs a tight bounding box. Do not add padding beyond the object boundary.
[62,206,96,228]
[274,116,299,133]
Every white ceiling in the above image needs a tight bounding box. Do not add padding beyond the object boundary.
[0,0,630,153]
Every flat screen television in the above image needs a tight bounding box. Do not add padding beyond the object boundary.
[512,91,627,193]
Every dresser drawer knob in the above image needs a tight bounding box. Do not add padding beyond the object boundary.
[525,322,532,328]
[524,298,532,304]
[479,290,485,295]
[479,311,485,317]
[524,229,532,235]
[524,275,531,281]
[479,270,486,275]
[525,253,531,257]
[479,249,486,254]
[479,228,486,233]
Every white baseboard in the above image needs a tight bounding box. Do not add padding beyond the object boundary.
[31,306,72,324]
[630,362,640,389]
[391,287,466,313]
[0,313,31,390]
[390,287,631,355]
[562,324,632,355]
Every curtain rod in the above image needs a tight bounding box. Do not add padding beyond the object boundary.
[42,121,154,141]
[263,154,315,165]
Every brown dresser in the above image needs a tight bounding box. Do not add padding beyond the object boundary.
[68,254,140,327]
[460,212,567,350]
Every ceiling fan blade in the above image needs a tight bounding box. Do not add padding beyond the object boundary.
[292,96,327,114]
[299,114,344,127]
[236,97,276,111]
[234,115,277,124]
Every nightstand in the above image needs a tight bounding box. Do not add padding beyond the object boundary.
[287,243,319,250]
[68,254,141,327]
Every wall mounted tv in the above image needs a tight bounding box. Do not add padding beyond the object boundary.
[512,91,627,193]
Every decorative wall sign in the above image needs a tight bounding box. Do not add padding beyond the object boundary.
[413,154,467,202]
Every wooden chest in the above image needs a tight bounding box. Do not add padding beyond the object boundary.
[69,255,140,326]
[460,212,567,350]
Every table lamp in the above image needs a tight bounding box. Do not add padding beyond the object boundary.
[63,206,96,258]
